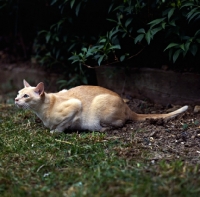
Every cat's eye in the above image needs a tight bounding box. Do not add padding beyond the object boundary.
[23,94,29,98]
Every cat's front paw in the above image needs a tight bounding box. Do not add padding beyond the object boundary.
[50,129,62,134]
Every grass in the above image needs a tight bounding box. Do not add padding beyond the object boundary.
[0,104,200,197]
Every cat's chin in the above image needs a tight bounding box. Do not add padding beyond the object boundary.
[15,103,24,109]
[15,104,21,108]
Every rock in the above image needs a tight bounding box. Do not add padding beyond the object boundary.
[194,105,200,113]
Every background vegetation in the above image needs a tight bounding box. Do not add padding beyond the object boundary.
[1,0,200,86]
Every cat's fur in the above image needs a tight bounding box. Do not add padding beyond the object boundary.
[15,80,188,133]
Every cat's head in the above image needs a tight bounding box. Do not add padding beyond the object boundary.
[15,80,44,110]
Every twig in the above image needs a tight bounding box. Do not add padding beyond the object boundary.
[82,46,146,69]
[55,139,75,145]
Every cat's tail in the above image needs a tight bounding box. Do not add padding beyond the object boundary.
[132,105,188,121]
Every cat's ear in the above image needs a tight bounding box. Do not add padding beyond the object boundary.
[23,79,31,87]
[35,82,44,96]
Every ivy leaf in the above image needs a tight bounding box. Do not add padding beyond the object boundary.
[194,29,200,37]
[148,17,166,28]
[180,2,194,8]
[137,28,145,34]
[75,2,81,16]
[188,11,200,23]
[186,8,199,20]
[81,48,87,53]
[173,49,181,63]
[134,34,144,44]
[145,30,151,45]
[161,22,166,29]
[190,44,198,56]
[98,55,105,66]
[125,18,132,28]
[99,38,106,43]
[109,45,121,50]
[180,43,185,51]
[151,27,162,36]
[196,38,200,43]
[120,55,125,62]
[108,3,114,13]
[51,0,57,6]
[56,50,60,59]
[185,41,191,52]
[45,33,51,43]
[168,8,175,20]
[164,43,179,51]
[70,0,75,8]
[107,18,117,23]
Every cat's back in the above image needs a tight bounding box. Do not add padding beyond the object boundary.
[63,85,119,100]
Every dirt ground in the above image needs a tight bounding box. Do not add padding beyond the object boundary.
[105,98,200,165]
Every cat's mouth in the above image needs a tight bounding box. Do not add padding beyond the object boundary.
[15,102,22,108]
[15,102,29,110]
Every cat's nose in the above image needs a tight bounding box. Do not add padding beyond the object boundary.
[15,98,19,102]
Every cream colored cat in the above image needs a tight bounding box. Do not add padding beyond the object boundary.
[15,80,188,133]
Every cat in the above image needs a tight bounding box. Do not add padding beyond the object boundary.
[15,80,188,133]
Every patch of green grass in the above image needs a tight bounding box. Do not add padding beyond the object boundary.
[0,104,200,197]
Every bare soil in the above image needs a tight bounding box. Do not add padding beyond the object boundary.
[105,99,200,165]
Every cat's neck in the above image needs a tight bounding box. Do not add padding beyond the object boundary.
[32,93,51,120]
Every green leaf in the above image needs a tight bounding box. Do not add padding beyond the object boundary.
[120,55,125,62]
[109,28,119,39]
[68,43,76,52]
[122,32,127,38]
[51,0,57,6]
[148,17,166,28]
[151,27,162,35]
[196,38,200,43]
[180,44,185,51]
[38,30,48,35]
[81,48,87,53]
[180,2,194,9]
[134,34,144,44]
[70,0,75,8]
[137,28,145,34]
[108,3,114,13]
[188,11,200,22]
[169,20,176,26]
[194,29,200,37]
[109,45,121,50]
[55,36,59,42]
[185,42,191,51]
[98,55,105,66]
[168,8,175,20]
[190,44,198,56]
[173,49,181,63]
[161,22,166,29]
[75,2,81,16]
[82,76,88,84]
[56,50,60,59]
[68,55,79,61]
[107,19,117,23]
[63,35,67,42]
[145,30,151,45]
[99,38,106,43]
[125,18,132,28]
[45,33,51,43]
[164,43,179,51]
[187,8,199,19]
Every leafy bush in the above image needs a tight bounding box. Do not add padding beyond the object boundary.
[35,0,200,72]
[1,0,200,87]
